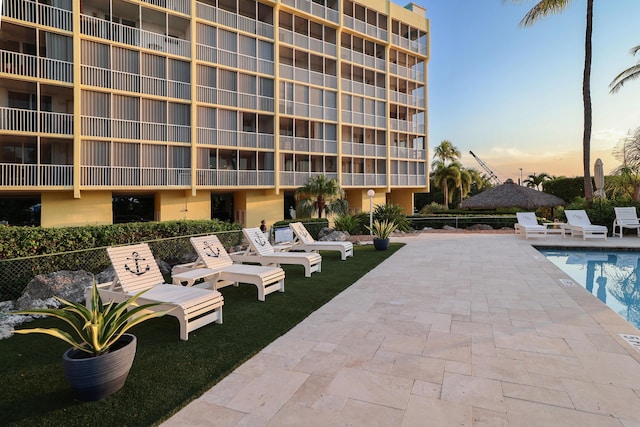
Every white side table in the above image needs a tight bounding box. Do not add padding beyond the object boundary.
[543,222,566,237]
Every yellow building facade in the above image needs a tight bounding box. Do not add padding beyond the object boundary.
[0,0,429,227]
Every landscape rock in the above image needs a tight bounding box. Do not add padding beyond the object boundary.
[319,230,350,242]
[317,227,334,239]
[15,270,94,311]
[96,265,116,284]
[442,225,458,230]
[467,224,494,231]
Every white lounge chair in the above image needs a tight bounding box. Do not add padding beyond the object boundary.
[613,207,640,238]
[172,235,285,301]
[231,227,322,277]
[100,243,224,340]
[564,209,608,240]
[289,222,354,260]
[514,212,547,239]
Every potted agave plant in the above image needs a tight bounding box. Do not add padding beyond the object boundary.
[366,219,397,250]
[13,283,169,401]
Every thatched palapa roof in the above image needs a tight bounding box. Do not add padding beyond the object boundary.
[459,179,565,210]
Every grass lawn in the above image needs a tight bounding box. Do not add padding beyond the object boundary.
[0,243,403,426]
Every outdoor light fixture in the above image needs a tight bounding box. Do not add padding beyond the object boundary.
[367,189,375,235]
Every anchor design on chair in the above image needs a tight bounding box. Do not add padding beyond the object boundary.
[202,241,221,258]
[124,251,150,276]
[254,232,267,246]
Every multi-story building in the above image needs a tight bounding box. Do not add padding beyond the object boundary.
[0,0,428,228]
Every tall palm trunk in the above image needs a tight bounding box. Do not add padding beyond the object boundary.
[443,182,449,209]
[582,0,594,204]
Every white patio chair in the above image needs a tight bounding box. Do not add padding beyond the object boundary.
[613,207,640,238]
[172,235,285,301]
[514,212,547,239]
[100,243,224,340]
[289,222,353,260]
[231,227,322,277]
[564,209,608,240]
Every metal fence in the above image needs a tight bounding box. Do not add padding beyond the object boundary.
[0,230,244,302]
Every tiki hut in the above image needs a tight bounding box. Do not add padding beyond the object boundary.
[459,179,565,210]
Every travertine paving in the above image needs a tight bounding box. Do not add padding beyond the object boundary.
[163,233,640,426]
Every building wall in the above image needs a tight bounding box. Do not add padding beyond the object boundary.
[387,188,415,214]
[154,191,211,221]
[41,191,112,227]
[0,0,430,228]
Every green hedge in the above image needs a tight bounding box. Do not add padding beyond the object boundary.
[0,220,241,260]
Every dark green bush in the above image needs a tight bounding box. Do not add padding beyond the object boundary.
[333,214,364,235]
[372,203,411,231]
[543,177,589,204]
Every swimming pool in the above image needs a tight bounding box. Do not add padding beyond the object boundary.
[539,248,640,329]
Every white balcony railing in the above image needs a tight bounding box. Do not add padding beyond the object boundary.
[0,163,73,187]
[81,166,191,187]
[0,107,73,135]
[3,0,72,31]
[279,171,336,187]
[196,169,275,187]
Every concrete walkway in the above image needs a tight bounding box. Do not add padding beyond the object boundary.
[163,233,640,426]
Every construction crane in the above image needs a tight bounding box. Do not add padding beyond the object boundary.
[469,151,502,185]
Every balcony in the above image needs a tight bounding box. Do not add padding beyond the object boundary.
[279,171,337,187]
[80,15,190,58]
[391,34,428,56]
[280,0,339,24]
[196,3,274,39]
[279,136,337,154]
[342,16,387,41]
[279,64,337,89]
[214,129,275,149]
[196,169,275,187]
[0,107,73,135]
[3,0,72,31]
[390,146,426,160]
[341,172,386,187]
[81,166,191,187]
[81,116,191,142]
[390,173,427,186]
[389,119,425,134]
[0,163,73,187]
[279,29,337,57]
[141,0,190,15]
[0,50,73,83]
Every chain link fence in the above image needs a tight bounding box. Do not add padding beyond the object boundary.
[0,230,244,302]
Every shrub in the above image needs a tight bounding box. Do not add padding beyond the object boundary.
[373,204,411,232]
[333,214,363,235]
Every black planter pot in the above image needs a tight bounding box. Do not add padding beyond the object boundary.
[62,333,137,401]
[373,238,390,250]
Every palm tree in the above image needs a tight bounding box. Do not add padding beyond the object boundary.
[295,175,342,218]
[508,0,595,203]
[431,140,462,208]
[433,140,461,164]
[431,161,461,209]
[523,172,551,190]
[610,45,640,93]
[458,167,473,202]
[609,128,640,201]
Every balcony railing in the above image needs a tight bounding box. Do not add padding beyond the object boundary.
[81,116,190,142]
[279,136,337,154]
[80,15,190,58]
[391,33,428,56]
[196,2,274,39]
[390,173,426,186]
[0,107,73,135]
[81,166,191,187]
[3,0,72,31]
[215,129,275,149]
[196,169,275,187]
[390,146,426,160]
[279,171,337,187]
[0,50,74,83]
[280,0,339,24]
[0,163,73,187]
[141,0,190,15]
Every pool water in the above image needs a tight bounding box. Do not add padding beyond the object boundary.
[539,249,640,329]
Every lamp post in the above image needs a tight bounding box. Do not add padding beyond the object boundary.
[519,168,523,186]
[367,189,375,235]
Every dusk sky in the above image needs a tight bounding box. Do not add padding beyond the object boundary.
[416,0,640,182]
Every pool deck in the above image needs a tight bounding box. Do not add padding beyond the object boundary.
[163,233,640,426]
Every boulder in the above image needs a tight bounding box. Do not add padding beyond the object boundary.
[467,224,494,231]
[442,225,458,230]
[15,270,94,311]
[96,265,116,285]
[318,230,350,242]
[317,227,333,239]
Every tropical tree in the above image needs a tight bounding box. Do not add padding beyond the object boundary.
[295,175,342,218]
[508,0,595,203]
[610,45,640,93]
[523,172,551,190]
[431,140,462,208]
[608,127,640,201]
[458,167,472,202]
[431,160,461,209]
